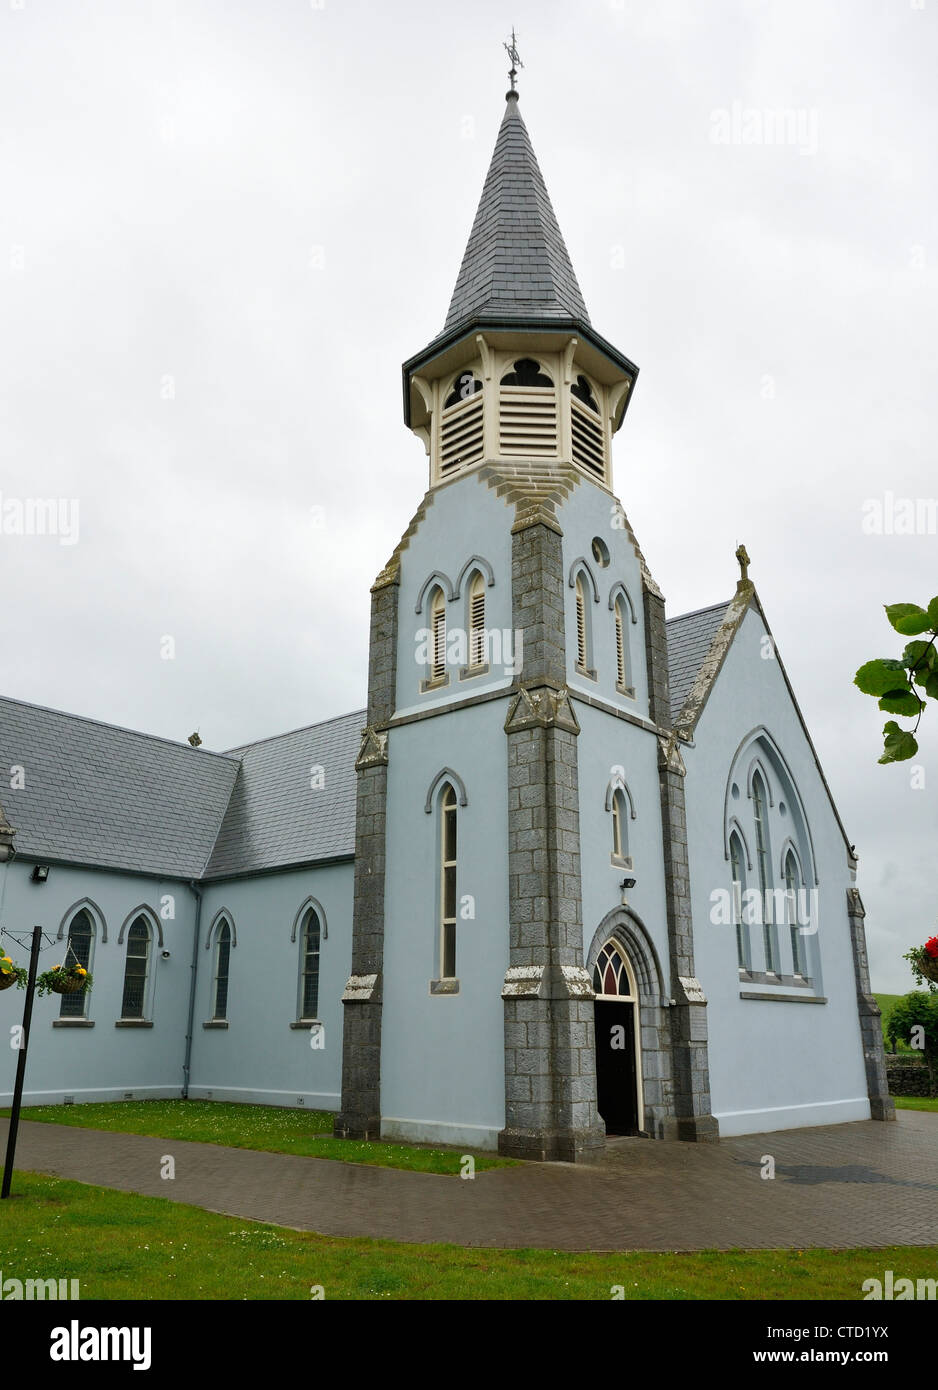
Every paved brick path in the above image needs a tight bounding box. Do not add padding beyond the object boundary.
[2,1112,937,1251]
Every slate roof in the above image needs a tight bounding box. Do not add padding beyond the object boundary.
[441,93,590,335]
[0,698,364,881]
[0,696,239,879]
[202,710,364,879]
[665,601,732,724]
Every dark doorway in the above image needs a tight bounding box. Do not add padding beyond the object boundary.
[594,999,639,1136]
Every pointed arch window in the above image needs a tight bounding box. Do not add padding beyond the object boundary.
[751,773,777,973]
[785,851,807,977]
[299,908,322,1021]
[614,596,633,694]
[592,941,635,998]
[611,788,632,867]
[120,916,151,1020]
[500,358,553,388]
[59,908,94,1020]
[439,783,457,980]
[575,575,589,673]
[468,572,486,670]
[729,831,750,971]
[212,920,232,1021]
[429,586,447,685]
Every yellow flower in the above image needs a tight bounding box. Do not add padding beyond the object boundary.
[76,967,87,976]
[0,956,11,965]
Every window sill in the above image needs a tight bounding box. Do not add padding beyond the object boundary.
[419,675,450,694]
[115,1019,153,1028]
[616,684,636,699]
[290,1020,323,1029]
[740,990,827,1005]
[52,1019,93,1028]
[429,978,459,995]
[575,666,598,682]
[459,662,489,681]
[203,1020,229,1029]
[739,969,814,989]
[610,855,633,870]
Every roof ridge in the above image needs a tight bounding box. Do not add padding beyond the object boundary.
[224,707,367,756]
[0,693,239,763]
[667,599,733,626]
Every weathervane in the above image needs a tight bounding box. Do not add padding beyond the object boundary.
[504,27,523,93]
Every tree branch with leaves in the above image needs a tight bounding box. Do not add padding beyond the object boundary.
[854,597,938,763]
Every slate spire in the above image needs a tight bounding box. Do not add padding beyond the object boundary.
[442,91,591,335]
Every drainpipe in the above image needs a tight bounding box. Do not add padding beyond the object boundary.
[182,879,203,1099]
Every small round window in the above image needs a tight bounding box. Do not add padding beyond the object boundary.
[591,537,610,568]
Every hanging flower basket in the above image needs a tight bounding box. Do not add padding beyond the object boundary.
[36,963,92,998]
[0,956,28,991]
[904,937,938,987]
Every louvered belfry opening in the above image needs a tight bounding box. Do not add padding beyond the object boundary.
[440,372,484,477]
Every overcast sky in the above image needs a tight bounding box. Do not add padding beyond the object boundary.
[1,0,935,992]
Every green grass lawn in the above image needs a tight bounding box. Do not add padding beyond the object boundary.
[894,1096,938,1112]
[0,1099,515,1175]
[1,1171,935,1300]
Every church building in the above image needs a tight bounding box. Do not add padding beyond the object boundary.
[0,81,893,1160]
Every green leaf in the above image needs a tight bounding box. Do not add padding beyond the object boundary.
[879,720,919,764]
[855,658,911,696]
[925,672,938,702]
[903,640,932,667]
[878,689,923,716]
[927,596,938,628]
[884,603,932,635]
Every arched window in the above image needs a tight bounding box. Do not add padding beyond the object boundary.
[785,851,807,977]
[571,373,599,412]
[729,831,750,970]
[500,357,553,387]
[59,908,94,1020]
[213,920,232,1021]
[429,586,447,685]
[439,783,457,979]
[592,940,635,998]
[751,773,777,972]
[611,788,630,866]
[468,571,486,670]
[615,596,630,692]
[299,908,321,1020]
[443,372,482,409]
[575,574,589,672]
[120,916,151,1020]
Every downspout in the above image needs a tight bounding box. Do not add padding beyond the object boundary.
[182,879,203,1100]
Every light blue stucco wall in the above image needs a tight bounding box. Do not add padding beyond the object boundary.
[0,861,196,1104]
[380,702,509,1149]
[0,858,353,1111]
[684,606,870,1135]
[186,863,352,1110]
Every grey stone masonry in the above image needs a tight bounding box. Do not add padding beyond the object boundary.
[334,572,399,1141]
[847,887,896,1123]
[643,584,719,1142]
[499,518,605,1162]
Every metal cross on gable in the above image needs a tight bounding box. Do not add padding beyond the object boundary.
[504,27,524,93]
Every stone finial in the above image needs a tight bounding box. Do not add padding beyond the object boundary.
[187,732,202,748]
[735,542,751,585]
